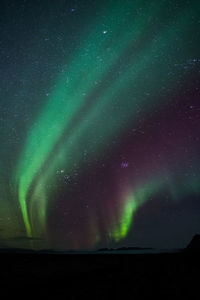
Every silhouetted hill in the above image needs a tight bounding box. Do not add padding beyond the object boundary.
[185,234,200,252]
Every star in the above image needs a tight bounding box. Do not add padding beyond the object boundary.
[121,162,129,168]
[56,169,65,174]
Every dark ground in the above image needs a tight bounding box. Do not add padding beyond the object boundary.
[0,251,199,298]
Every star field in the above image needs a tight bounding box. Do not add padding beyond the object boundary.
[0,0,200,250]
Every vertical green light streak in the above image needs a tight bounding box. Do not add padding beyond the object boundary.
[108,180,163,242]
[109,195,138,242]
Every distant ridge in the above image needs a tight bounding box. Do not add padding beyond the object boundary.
[98,247,153,252]
[0,248,37,254]
[0,248,77,254]
[0,247,155,254]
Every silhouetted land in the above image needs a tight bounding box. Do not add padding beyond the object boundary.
[0,236,199,298]
[184,234,200,252]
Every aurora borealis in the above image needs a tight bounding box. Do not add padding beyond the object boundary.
[0,0,200,250]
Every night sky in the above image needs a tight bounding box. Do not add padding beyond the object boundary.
[0,0,200,250]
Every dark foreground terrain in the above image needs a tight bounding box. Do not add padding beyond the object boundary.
[0,250,199,298]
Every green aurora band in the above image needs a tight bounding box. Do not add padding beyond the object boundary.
[14,0,200,245]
